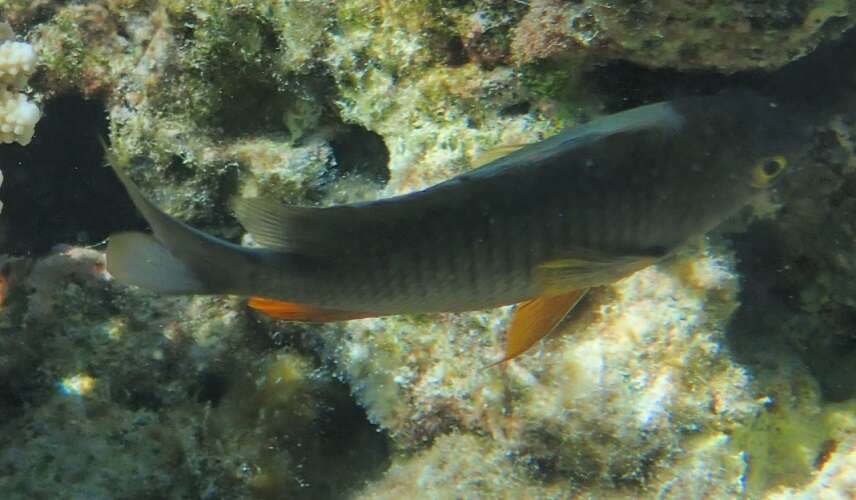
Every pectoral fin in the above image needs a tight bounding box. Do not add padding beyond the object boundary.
[489,289,589,367]
[535,251,662,294]
[248,297,376,322]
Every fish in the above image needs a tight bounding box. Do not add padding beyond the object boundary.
[105,91,799,363]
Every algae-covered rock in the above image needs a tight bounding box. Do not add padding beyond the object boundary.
[322,237,856,496]
[0,248,388,498]
[732,357,856,497]
[512,0,855,73]
[355,433,559,499]
[320,242,756,492]
[769,432,856,499]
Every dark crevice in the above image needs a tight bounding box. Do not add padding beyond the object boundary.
[289,372,391,500]
[444,36,469,67]
[500,101,531,117]
[584,61,759,112]
[213,72,338,140]
[728,221,856,402]
[196,369,231,406]
[216,77,286,137]
[584,27,856,118]
[329,124,391,186]
[0,94,145,256]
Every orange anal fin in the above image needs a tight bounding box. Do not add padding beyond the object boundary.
[248,297,377,322]
[487,288,589,368]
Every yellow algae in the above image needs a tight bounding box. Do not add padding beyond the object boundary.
[101,317,127,340]
[732,388,856,495]
[803,0,849,30]
[258,353,311,407]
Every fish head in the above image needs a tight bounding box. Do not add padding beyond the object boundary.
[669,91,802,210]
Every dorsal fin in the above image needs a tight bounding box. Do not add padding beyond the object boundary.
[231,197,311,251]
[231,197,368,255]
[458,101,685,181]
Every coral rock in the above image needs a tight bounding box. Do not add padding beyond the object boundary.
[512,0,854,72]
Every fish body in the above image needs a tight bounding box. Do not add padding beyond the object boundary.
[107,91,798,356]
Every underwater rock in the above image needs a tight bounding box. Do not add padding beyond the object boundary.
[355,431,750,498]
[338,241,856,496]
[724,346,856,496]
[0,247,388,497]
[23,245,109,320]
[319,242,760,490]
[0,1,63,27]
[354,433,558,498]
[24,1,354,224]
[512,0,854,73]
[229,137,337,204]
[324,2,560,195]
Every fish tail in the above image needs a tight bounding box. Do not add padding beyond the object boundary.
[107,231,206,293]
[105,146,254,295]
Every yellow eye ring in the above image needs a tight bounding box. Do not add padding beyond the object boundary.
[751,155,787,187]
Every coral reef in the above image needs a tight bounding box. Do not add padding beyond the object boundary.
[0,19,39,218]
[0,247,388,498]
[349,336,856,498]
[0,0,854,498]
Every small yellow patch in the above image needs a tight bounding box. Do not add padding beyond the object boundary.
[60,373,96,396]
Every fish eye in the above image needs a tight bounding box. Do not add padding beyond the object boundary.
[751,155,787,187]
[763,158,783,176]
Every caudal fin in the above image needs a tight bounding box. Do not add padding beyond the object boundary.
[107,232,205,293]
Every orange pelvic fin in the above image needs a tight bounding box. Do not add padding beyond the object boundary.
[248,297,376,322]
[489,288,589,367]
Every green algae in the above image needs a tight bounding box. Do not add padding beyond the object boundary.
[733,398,856,496]
[158,1,333,137]
[34,9,89,91]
